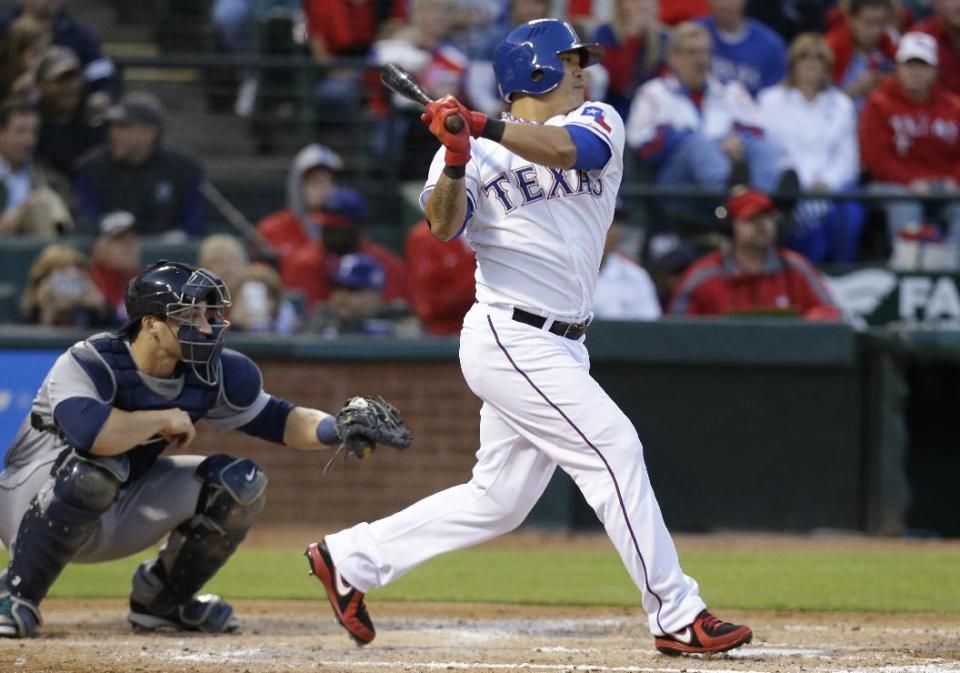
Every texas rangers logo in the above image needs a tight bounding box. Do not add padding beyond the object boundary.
[581,106,611,132]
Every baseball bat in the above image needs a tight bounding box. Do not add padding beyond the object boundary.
[201,180,277,261]
[381,63,465,134]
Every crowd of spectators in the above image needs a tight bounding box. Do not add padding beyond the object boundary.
[3,0,960,334]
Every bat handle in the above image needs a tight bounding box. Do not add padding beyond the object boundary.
[445,113,465,134]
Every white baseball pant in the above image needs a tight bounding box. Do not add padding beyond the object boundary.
[326,302,706,635]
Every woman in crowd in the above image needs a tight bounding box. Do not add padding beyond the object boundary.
[20,244,112,328]
[759,33,864,262]
[0,15,51,102]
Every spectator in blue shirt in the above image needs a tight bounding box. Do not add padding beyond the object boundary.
[76,92,205,238]
[699,0,787,96]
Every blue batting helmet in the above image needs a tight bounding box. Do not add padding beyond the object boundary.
[493,19,604,103]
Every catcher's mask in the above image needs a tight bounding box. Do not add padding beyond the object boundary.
[122,260,232,386]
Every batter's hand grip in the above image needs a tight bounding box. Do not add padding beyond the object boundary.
[381,63,466,134]
[444,114,465,134]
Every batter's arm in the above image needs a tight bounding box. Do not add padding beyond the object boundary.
[497,123,577,170]
[424,171,468,242]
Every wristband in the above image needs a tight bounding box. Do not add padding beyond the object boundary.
[315,415,340,445]
[480,119,505,143]
[443,164,466,179]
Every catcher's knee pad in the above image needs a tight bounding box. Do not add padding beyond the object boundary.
[39,452,127,524]
[193,454,268,535]
[7,453,126,605]
[145,455,267,611]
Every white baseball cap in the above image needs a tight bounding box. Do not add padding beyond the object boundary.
[896,32,938,66]
[98,210,136,237]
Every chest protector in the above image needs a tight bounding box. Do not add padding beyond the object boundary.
[79,334,222,478]
[88,334,221,420]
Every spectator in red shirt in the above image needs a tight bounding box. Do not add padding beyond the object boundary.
[669,188,841,319]
[861,32,960,247]
[281,196,409,309]
[659,0,709,25]
[90,210,140,317]
[912,0,960,94]
[256,143,348,263]
[826,0,898,109]
[405,218,475,335]
[594,0,669,119]
[303,0,392,59]
[304,0,405,132]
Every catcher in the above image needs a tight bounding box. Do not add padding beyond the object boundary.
[0,260,411,638]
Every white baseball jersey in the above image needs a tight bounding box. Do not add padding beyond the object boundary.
[626,75,763,151]
[420,101,626,322]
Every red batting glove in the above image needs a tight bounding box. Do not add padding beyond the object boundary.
[421,105,471,166]
[429,95,488,138]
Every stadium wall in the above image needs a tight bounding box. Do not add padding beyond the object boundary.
[3,321,932,535]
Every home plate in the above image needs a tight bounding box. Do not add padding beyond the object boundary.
[731,646,831,658]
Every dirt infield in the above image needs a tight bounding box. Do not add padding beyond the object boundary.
[4,534,959,672]
[3,600,958,673]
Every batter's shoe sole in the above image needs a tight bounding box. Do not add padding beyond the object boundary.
[305,541,375,646]
[655,610,752,655]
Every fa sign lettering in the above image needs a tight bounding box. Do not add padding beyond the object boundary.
[899,276,960,321]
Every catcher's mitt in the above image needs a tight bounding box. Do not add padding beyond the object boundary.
[334,396,412,463]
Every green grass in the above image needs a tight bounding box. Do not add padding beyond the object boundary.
[2,546,957,613]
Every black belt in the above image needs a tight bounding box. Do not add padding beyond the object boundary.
[511,308,589,340]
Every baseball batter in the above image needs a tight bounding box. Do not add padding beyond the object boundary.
[306,19,752,656]
[0,261,410,638]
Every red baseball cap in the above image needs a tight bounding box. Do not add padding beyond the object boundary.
[726,189,776,221]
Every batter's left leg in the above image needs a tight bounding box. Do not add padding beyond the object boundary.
[325,403,556,590]
[312,403,556,645]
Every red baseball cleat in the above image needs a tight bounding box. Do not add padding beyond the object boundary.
[655,610,752,655]
[305,541,375,645]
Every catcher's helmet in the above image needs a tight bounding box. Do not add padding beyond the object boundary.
[493,19,604,103]
[123,260,232,386]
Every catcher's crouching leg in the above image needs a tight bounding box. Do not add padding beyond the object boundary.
[1,452,126,638]
[128,454,267,633]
